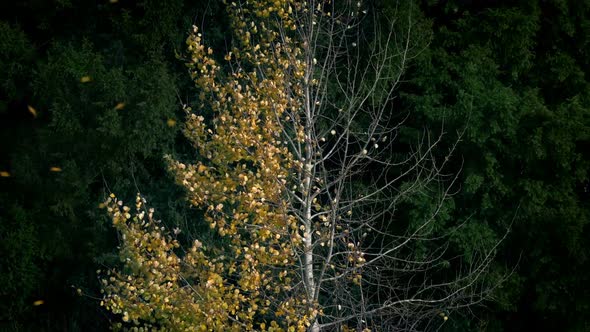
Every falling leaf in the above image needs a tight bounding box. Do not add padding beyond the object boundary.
[167,118,177,127]
[33,300,44,306]
[28,105,38,118]
[49,167,62,172]
[114,102,126,110]
[80,76,92,83]
[0,171,10,177]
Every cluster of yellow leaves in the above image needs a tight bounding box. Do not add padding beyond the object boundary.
[102,194,251,331]
[102,1,320,331]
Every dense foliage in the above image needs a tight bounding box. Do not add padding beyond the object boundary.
[0,0,588,331]
[101,2,313,329]
[401,1,590,330]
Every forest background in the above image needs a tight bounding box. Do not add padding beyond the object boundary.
[0,0,588,331]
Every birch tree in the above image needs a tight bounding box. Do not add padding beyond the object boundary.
[101,1,500,330]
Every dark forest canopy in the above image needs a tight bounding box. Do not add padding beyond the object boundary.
[0,0,588,331]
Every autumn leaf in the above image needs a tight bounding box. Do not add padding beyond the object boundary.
[28,105,38,118]
[80,76,92,83]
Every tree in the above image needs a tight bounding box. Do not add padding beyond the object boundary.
[101,1,500,330]
[400,1,590,330]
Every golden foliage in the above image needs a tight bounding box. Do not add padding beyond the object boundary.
[101,1,317,330]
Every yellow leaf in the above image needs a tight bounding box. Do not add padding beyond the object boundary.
[80,76,92,83]
[114,102,126,110]
[0,171,10,177]
[33,300,44,306]
[167,118,177,127]
[28,105,37,118]
[49,167,62,172]
[197,164,207,173]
